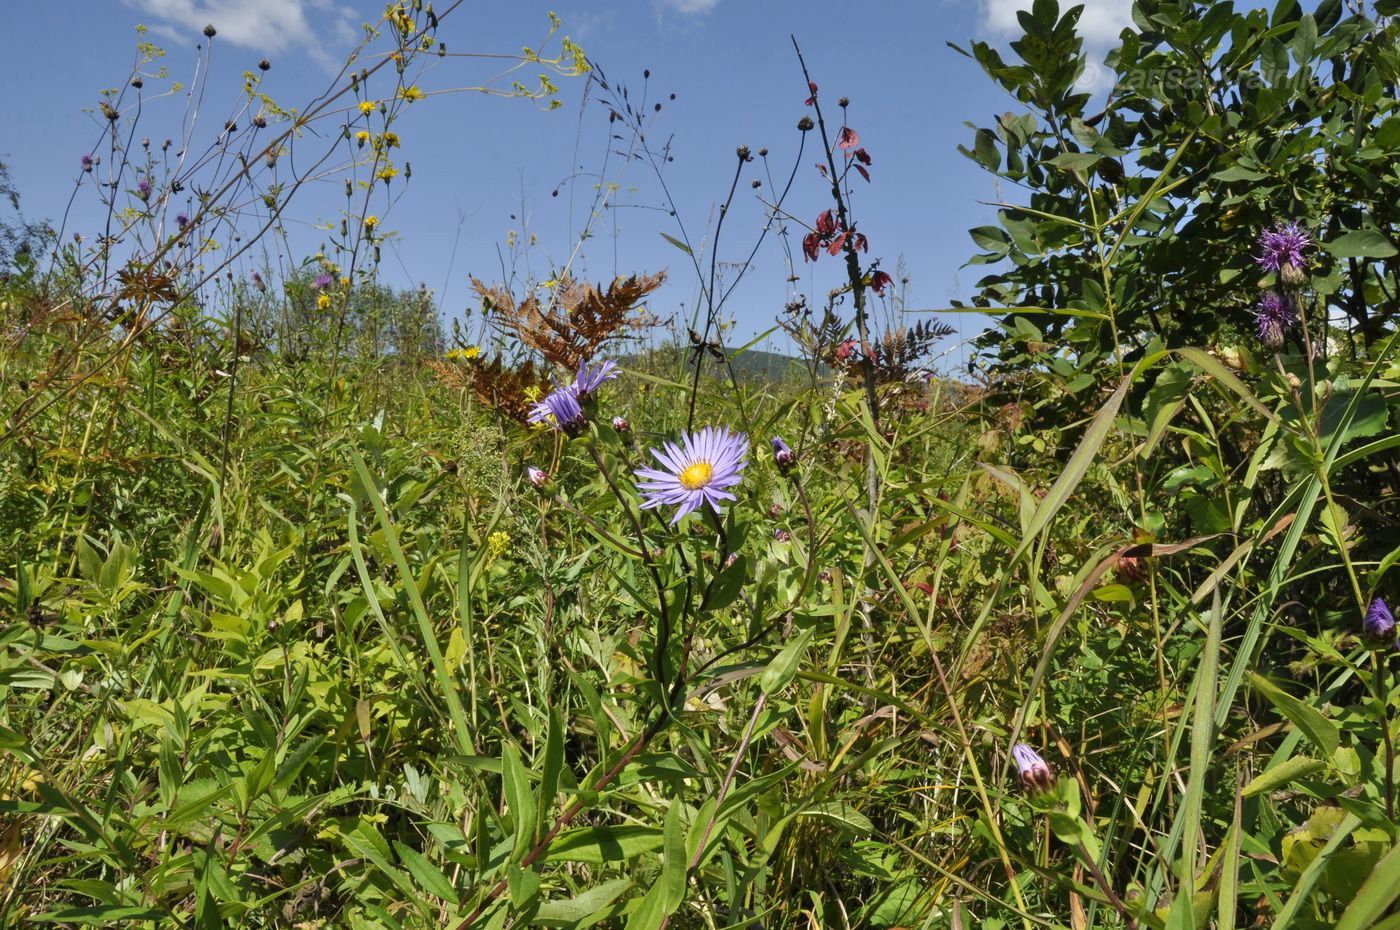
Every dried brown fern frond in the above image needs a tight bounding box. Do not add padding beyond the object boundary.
[427,354,552,423]
[472,271,664,370]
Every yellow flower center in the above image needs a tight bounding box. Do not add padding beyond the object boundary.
[679,461,713,490]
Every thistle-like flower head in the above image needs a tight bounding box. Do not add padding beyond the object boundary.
[1256,222,1312,274]
[1253,291,1297,350]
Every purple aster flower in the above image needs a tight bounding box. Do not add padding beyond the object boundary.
[1012,743,1056,793]
[1253,291,1297,350]
[635,426,749,523]
[80,154,94,172]
[570,358,618,400]
[772,437,796,473]
[313,273,333,290]
[1256,222,1312,284]
[528,389,587,436]
[1363,597,1395,646]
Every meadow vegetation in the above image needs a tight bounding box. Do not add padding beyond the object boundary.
[2,1,1400,928]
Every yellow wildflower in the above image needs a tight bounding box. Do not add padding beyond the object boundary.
[463,345,481,359]
[398,85,424,102]
[358,100,377,114]
[364,215,379,231]
[377,166,398,182]
[316,293,331,310]
[383,131,400,148]
[355,130,370,144]
[487,531,510,564]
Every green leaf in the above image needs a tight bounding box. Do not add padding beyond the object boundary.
[502,742,537,863]
[659,232,692,256]
[394,841,458,902]
[31,906,171,924]
[1334,842,1400,930]
[547,825,663,864]
[534,879,634,927]
[799,800,874,834]
[1242,755,1326,797]
[759,627,814,695]
[1250,674,1340,757]
[1323,230,1398,260]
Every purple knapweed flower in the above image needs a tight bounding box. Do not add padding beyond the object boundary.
[1253,291,1297,351]
[176,213,189,230]
[80,154,94,172]
[251,271,266,291]
[528,389,587,436]
[1012,743,1056,794]
[772,437,796,474]
[570,358,618,400]
[1363,597,1395,646]
[1256,222,1312,286]
[635,426,749,523]
[136,179,152,200]
[313,273,333,290]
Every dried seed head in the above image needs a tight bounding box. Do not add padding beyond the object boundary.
[203,23,217,37]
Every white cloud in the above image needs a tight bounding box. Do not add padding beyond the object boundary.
[978,0,1133,45]
[127,0,358,66]
[661,0,720,13]
[978,0,1133,90]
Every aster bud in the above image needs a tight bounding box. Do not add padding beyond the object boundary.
[612,416,630,433]
[723,552,740,570]
[818,569,832,583]
[1012,743,1057,796]
[768,503,783,519]
[771,437,796,474]
[1363,597,1395,647]
[526,466,550,490]
[774,528,791,543]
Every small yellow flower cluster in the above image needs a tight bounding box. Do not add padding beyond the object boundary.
[377,166,398,182]
[317,293,332,310]
[445,346,481,362]
[398,86,424,102]
[364,215,379,231]
[486,531,511,564]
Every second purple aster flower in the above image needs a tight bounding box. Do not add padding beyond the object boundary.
[635,426,749,523]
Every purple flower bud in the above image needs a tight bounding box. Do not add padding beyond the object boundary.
[1363,597,1395,646]
[80,154,94,172]
[176,213,189,230]
[612,416,630,433]
[1012,743,1056,794]
[772,437,797,473]
[774,528,791,543]
[251,271,266,291]
[137,179,152,200]
[526,466,550,489]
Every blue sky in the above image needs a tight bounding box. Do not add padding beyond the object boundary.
[0,0,1137,362]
